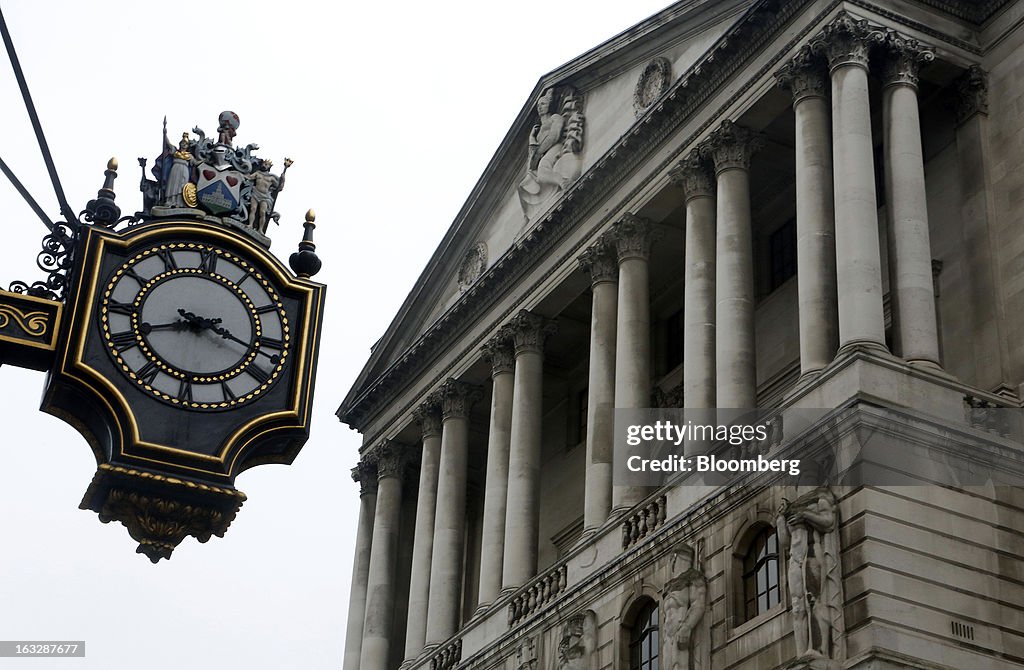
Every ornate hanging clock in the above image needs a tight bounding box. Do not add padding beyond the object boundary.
[29,113,327,561]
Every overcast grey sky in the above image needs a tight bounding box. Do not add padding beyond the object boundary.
[0,1,671,667]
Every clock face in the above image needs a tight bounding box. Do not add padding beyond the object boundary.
[98,242,290,410]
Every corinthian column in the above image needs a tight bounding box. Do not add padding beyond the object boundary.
[403,399,443,661]
[703,120,762,409]
[670,150,716,414]
[501,310,556,589]
[426,379,482,644]
[881,32,941,368]
[813,13,887,352]
[477,336,515,607]
[342,460,377,670]
[578,241,618,529]
[776,47,839,376]
[360,442,410,670]
[610,215,655,510]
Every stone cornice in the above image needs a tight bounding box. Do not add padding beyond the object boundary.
[908,0,1012,25]
[338,0,987,442]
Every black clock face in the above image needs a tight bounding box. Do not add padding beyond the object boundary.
[99,243,291,410]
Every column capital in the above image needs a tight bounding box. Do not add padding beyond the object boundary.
[578,241,619,286]
[609,213,658,262]
[501,310,557,356]
[438,378,483,420]
[775,45,828,104]
[369,440,411,481]
[413,398,443,438]
[810,12,884,72]
[701,120,764,174]
[954,65,988,125]
[881,32,934,89]
[481,334,516,376]
[669,149,715,202]
[352,459,379,495]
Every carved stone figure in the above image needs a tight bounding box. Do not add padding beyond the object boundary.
[217,110,240,146]
[518,85,585,220]
[246,159,287,233]
[776,487,844,665]
[162,133,195,208]
[556,610,595,670]
[661,542,708,670]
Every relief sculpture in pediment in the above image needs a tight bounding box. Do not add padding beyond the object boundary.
[518,85,585,221]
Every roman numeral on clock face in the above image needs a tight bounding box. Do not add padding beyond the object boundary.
[246,364,271,385]
[109,331,138,350]
[107,300,135,316]
[198,249,218,273]
[176,379,192,402]
[136,360,160,385]
[156,249,178,271]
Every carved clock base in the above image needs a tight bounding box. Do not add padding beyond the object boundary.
[79,464,246,563]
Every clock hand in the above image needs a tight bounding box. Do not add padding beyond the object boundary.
[176,308,223,333]
[138,320,189,335]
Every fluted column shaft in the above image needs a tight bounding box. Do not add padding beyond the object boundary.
[579,243,618,529]
[705,121,761,408]
[501,311,555,589]
[403,401,443,660]
[477,338,515,606]
[343,462,378,670]
[777,49,839,375]
[672,152,716,413]
[882,34,940,367]
[611,216,655,510]
[360,444,408,670]
[425,380,481,644]
[815,14,887,351]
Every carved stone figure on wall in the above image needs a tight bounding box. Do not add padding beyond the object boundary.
[556,610,595,670]
[776,487,844,666]
[518,85,585,220]
[662,542,708,670]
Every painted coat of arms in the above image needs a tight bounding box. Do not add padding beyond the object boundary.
[139,111,292,246]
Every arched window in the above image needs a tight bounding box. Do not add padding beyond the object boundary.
[629,600,659,670]
[742,526,780,621]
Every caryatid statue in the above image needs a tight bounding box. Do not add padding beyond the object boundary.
[776,487,845,664]
[661,542,708,670]
[517,85,585,220]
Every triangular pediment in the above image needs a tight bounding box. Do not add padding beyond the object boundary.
[339,0,755,423]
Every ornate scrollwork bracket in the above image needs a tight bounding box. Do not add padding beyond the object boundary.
[9,218,79,301]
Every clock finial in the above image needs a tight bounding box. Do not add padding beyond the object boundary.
[84,157,121,226]
[289,209,322,279]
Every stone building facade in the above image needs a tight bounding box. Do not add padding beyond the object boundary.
[338,1,1024,668]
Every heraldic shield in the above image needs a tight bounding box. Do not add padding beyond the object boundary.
[196,163,242,215]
